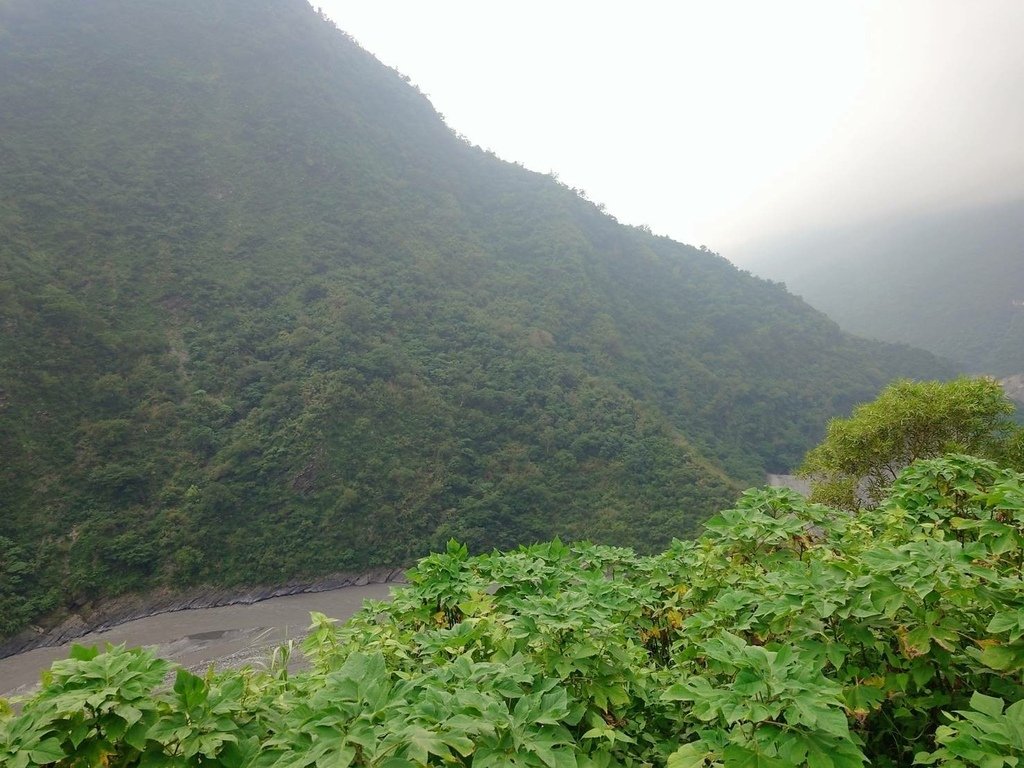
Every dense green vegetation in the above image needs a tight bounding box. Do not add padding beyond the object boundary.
[3,452,1023,767]
[740,200,1024,375]
[802,377,1024,508]
[0,0,952,638]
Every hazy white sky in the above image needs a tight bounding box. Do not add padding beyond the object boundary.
[311,1,1024,263]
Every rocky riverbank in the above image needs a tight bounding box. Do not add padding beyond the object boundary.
[0,568,405,659]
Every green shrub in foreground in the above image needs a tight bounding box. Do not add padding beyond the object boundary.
[2,454,1022,767]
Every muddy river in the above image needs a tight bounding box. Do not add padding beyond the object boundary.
[0,583,393,698]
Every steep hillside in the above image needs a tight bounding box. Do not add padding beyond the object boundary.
[738,200,1024,374]
[0,0,951,636]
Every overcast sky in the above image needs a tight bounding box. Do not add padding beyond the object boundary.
[311,1,1024,265]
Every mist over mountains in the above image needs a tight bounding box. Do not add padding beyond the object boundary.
[737,199,1024,375]
[0,0,952,636]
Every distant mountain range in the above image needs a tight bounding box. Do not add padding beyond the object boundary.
[0,0,952,637]
[737,199,1024,375]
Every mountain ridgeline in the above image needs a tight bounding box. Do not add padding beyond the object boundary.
[0,0,952,637]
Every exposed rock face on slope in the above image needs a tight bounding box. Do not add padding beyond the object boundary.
[0,0,953,638]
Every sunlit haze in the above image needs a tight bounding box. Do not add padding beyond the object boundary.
[311,0,1024,264]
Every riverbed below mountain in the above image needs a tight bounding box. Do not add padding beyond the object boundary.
[0,583,392,698]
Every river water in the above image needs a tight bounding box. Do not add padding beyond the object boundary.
[0,583,393,699]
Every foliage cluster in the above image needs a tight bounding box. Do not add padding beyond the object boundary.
[802,378,1023,508]
[0,0,952,637]
[4,453,1023,767]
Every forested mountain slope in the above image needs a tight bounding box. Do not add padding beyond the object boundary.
[738,199,1024,374]
[0,0,951,636]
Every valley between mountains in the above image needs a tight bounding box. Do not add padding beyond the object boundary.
[0,0,952,641]
[3,2,1024,766]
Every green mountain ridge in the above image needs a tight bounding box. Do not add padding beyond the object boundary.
[0,0,952,637]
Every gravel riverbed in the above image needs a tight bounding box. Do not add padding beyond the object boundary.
[0,582,394,698]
